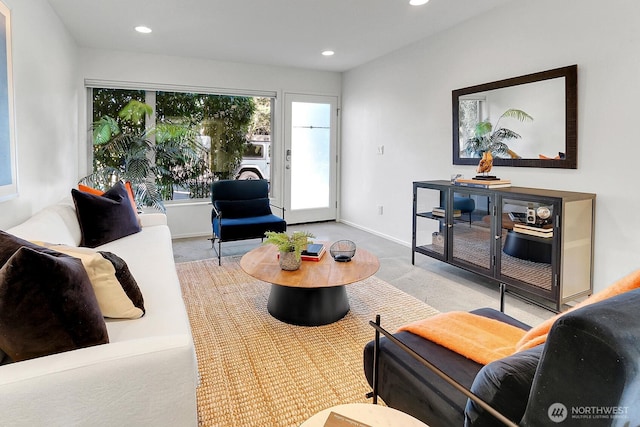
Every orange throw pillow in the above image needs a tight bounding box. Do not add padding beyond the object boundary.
[79,182,138,215]
[515,269,640,352]
[77,184,103,196]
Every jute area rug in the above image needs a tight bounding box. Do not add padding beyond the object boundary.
[176,256,439,427]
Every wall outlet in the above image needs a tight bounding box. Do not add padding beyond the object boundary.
[377,205,384,215]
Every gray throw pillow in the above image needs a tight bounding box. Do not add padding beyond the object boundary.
[465,345,543,426]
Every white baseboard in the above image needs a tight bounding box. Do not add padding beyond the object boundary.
[171,231,211,240]
[337,219,410,248]
[170,218,411,247]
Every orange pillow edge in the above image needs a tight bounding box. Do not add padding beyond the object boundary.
[78,182,138,215]
[515,269,640,351]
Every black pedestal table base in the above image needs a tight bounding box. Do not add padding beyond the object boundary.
[267,284,350,326]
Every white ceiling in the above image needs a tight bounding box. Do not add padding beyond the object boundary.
[47,0,513,72]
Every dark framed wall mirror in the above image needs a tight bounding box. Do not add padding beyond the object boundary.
[452,65,577,169]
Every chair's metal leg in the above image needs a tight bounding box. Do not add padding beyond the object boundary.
[365,315,381,404]
[218,239,222,266]
[211,235,221,265]
[372,314,380,404]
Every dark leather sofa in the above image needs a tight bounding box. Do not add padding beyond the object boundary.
[364,288,640,426]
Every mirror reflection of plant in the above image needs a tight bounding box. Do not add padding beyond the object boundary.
[465,109,533,158]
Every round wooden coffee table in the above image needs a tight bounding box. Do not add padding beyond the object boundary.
[240,243,379,326]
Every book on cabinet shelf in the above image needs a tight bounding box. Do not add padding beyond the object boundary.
[513,223,553,238]
[432,207,461,218]
[513,222,553,230]
[454,178,511,189]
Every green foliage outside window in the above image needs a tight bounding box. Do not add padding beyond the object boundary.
[201,95,256,179]
[87,89,261,208]
[85,99,174,212]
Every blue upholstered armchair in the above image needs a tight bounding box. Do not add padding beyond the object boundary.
[211,179,286,265]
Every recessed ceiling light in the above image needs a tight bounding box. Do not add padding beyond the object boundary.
[409,0,429,5]
[135,26,152,34]
[322,50,335,56]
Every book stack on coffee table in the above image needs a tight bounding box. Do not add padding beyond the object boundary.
[301,243,326,261]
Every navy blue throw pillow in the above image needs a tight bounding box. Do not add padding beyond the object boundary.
[465,345,543,426]
[72,181,141,248]
[0,247,109,361]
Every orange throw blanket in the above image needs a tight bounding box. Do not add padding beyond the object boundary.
[399,312,526,365]
[399,269,640,365]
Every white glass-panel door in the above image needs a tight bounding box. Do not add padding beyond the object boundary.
[283,93,337,224]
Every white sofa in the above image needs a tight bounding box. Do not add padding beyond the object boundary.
[1,198,199,426]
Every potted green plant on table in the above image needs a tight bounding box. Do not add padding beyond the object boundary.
[264,231,315,271]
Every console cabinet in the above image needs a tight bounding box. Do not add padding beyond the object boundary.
[412,180,595,311]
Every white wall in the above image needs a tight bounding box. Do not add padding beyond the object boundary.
[5,1,637,292]
[78,48,342,238]
[0,0,80,229]
[341,0,640,292]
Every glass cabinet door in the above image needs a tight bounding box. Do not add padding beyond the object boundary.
[413,185,447,260]
[449,189,494,274]
[412,181,593,312]
[498,197,556,298]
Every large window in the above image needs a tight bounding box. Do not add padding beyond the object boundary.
[88,87,273,203]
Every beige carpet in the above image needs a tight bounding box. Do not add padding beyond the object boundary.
[176,256,439,427]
